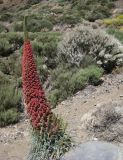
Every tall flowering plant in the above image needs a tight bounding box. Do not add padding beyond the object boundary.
[22,16,72,160]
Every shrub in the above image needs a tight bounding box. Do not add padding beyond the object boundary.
[0,38,12,57]
[0,71,10,84]
[0,33,23,57]
[107,28,123,43]
[0,12,13,22]
[58,25,123,71]
[0,84,21,127]
[0,108,19,127]
[66,0,115,21]
[0,23,6,33]
[13,21,23,32]
[13,19,53,32]
[117,14,123,19]
[32,32,61,68]
[49,65,103,107]
[0,54,21,77]
[103,18,123,26]
[60,13,81,24]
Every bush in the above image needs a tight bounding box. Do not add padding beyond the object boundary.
[0,84,21,127]
[0,23,6,33]
[66,0,115,22]
[107,28,123,43]
[103,18,123,26]
[60,13,81,24]
[0,38,12,57]
[48,65,103,107]
[0,54,21,77]
[0,12,13,22]
[0,108,19,127]
[13,19,53,32]
[0,71,10,84]
[0,32,23,57]
[58,25,123,71]
[13,21,23,32]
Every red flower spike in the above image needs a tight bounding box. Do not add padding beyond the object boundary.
[22,16,52,129]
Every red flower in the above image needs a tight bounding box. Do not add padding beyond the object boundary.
[22,41,51,129]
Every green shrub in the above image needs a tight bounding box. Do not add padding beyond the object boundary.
[0,38,12,57]
[103,18,123,26]
[0,71,10,84]
[0,12,13,22]
[0,108,19,127]
[65,0,115,21]
[107,28,123,43]
[36,56,48,83]
[60,14,81,24]
[0,84,21,127]
[0,54,21,77]
[48,89,60,107]
[70,65,103,92]
[48,65,103,107]
[13,19,53,32]
[0,23,6,33]
[13,21,23,32]
[117,14,123,19]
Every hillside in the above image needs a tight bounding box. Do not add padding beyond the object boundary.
[1,0,123,159]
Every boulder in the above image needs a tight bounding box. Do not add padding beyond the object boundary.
[61,141,123,160]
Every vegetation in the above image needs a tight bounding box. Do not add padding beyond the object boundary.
[0,0,122,127]
[0,84,21,127]
[63,0,116,21]
[103,14,123,27]
[58,25,123,71]
[28,122,72,160]
[48,65,103,107]
[107,28,123,43]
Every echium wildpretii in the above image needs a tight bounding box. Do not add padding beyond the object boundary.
[22,16,72,160]
[22,16,56,130]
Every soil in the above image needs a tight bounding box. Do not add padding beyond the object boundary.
[0,71,123,159]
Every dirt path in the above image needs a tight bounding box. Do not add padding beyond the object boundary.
[0,72,123,159]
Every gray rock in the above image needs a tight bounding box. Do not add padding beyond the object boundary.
[61,141,123,160]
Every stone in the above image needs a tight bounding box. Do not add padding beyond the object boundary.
[61,141,123,160]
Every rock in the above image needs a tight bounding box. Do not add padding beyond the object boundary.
[61,141,123,160]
